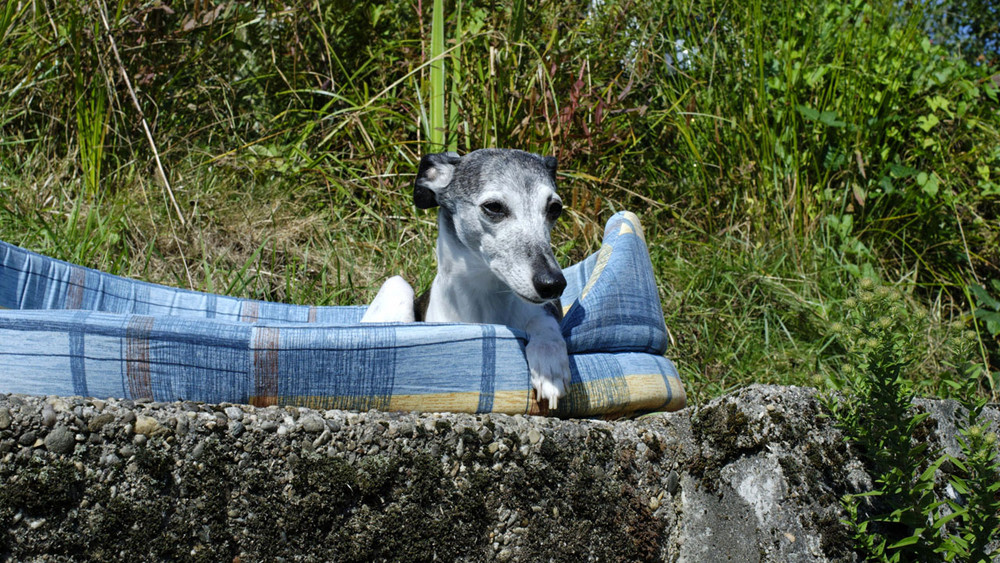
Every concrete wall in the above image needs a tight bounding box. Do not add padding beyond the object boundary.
[1,385,997,561]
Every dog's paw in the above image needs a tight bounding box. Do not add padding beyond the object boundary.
[526,337,570,408]
[361,276,415,323]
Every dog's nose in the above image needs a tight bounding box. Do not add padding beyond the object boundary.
[533,269,566,301]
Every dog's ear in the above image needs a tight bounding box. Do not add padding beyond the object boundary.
[415,152,461,209]
[543,156,558,181]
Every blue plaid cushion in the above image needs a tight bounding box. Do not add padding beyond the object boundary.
[0,211,684,417]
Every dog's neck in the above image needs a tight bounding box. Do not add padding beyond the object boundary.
[424,212,516,324]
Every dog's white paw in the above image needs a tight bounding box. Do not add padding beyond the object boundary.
[361,276,415,323]
[526,337,570,408]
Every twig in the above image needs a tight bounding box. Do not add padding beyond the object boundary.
[96,0,194,289]
[95,1,185,227]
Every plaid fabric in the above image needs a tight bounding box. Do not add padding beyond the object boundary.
[0,211,685,416]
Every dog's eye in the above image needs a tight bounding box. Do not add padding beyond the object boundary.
[546,200,563,221]
[480,201,508,219]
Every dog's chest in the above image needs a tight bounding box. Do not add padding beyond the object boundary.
[424,280,520,325]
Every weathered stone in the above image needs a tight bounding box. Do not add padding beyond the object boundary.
[87,413,114,433]
[17,431,36,447]
[224,406,244,422]
[299,414,325,433]
[0,385,995,562]
[666,470,680,495]
[43,426,74,454]
[133,415,165,437]
[527,429,542,445]
[41,404,57,427]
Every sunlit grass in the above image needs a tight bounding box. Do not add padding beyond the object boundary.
[0,0,995,403]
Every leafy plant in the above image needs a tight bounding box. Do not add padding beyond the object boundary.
[828,278,1000,561]
[828,278,942,559]
[970,280,1000,338]
[940,400,1000,562]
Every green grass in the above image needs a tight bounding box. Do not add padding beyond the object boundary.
[0,0,997,404]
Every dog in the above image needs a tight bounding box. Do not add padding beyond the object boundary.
[361,149,571,407]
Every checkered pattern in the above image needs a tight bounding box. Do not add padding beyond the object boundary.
[0,211,684,417]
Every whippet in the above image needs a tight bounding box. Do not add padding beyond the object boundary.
[361,149,571,407]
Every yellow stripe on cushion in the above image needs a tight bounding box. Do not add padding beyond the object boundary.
[280,395,390,411]
[619,211,645,242]
[389,390,533,413]
[388,392,481,413]
[268,376,680,417]
[580,243,613,301]
[282,390,534,414]
[555,373,674,416]
[623,372,670,410]
[491,390,534,413]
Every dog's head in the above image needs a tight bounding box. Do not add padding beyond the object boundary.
[414,148,566,304]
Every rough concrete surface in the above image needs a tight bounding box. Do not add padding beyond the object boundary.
[0,384,997,562]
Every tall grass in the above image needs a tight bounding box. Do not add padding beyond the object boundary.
[428,0,446,150]
[0,0,996,401]
[74,70,109,198]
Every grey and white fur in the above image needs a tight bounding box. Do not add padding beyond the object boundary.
[361,149,571,407]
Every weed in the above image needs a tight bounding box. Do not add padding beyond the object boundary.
[827,278,1000,561]
[942,400,1000,562]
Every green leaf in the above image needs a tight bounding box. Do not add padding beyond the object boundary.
[948,455,969,473]
[819,110,846,128]
[926,95,950,112]
[428,0,446,150]
[973,309,1000,322]
[879,175,894,194]
[932,508,965,530]
[973,309,1000,336]
[889,163,918,178]
[916,172,940,197]
[975,164,990,181]
[917,113,940,132]
[797,105,845,128]
[805,66,827,87]
[796,104,820,121]
[509,0,525,42]
[949,476,970,494]
[887,534,922,549]
[970,284,1000,311]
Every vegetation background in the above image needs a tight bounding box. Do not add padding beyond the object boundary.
[1,0,998,405]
